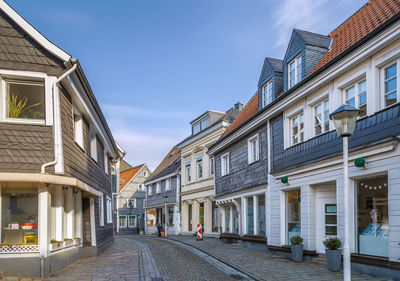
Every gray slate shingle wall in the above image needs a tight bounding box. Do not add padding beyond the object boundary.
[146,176,178,207]
[270,104,400,173]
[214,125,268,197]
[258,58,283,110]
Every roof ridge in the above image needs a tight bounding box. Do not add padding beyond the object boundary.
[294,28,329,38]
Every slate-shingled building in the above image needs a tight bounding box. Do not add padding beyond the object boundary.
[0,1,123,277]
[209,0,400,279]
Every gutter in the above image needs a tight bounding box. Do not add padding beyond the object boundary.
[41,62,78,174]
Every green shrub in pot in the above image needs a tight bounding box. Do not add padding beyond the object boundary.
[290,236,304,262]
[323,237,342,271]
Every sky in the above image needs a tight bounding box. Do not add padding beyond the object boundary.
[8,0,368,170]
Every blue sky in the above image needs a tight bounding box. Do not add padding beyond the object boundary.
[8,0,367,170]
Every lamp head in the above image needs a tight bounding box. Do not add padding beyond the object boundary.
[330,104,359,137]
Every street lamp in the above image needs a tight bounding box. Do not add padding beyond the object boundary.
[162,195,168,237]
[330,104,359,281]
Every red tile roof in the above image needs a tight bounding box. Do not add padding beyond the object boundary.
[312,0,400,73]
[119,164,144,191]
[221,92,259,138]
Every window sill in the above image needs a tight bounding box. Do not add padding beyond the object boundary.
[74,141,85,152]
[351,253,400,270]
[2,118,46,126]
[248,159,260,166]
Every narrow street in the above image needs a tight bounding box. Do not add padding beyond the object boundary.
[44,236,388,281]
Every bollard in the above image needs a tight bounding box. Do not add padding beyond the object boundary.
[196,224,203,241]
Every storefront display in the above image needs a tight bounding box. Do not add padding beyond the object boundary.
[357,175,388,257]
[212,201,218,233]
[287,189,301,243]
[258,195,266,236]
[247,197,254,235]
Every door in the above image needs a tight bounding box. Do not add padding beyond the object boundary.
[317,197,337,253]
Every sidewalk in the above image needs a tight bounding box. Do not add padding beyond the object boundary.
[167,236,387,281]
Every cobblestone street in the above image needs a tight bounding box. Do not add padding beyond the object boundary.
[43,236,391,281]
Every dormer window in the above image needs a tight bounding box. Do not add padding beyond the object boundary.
[262,80,273,107]
[288,54,302,89]
[192,116,210,134]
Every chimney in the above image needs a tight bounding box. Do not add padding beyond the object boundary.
[234,102,243,111]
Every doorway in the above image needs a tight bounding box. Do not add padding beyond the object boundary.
[316,191,337,253]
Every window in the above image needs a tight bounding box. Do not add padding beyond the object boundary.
[127,198,136,208]
[225,206,231,233]
[345,80,367,117]
[212,201,218,232]
[119,215,127,227]
[246,197,254,235]
[287,189,301,244]
[167,206,174,226]
[144,171,148,177]
[140,184,145,191]
[99,195,104,226]
[165,179,171,191]
[1,185,38,245]
[314,100,330,136]
[288,54,302,89]
[73,107,84,149]
[384,63,397,107]
[106,196,112,223]
[209,157,214,176]
[188,204,192,231]
[156,182,161,193]
[262,80,273,107]
[248,134,260,164]
[128,215,136,227]
[185,160,191,182]
[196,155,203,179]
[90,128,97,161]
[148,185,152,195]
[221,153,229,176]
[192,116,210,134]
[290,112,304,145]
[258,195,266,236]
[104,151,109,175]
[357,175,388,257]
[146,208,156,226]
[5,80,45,122]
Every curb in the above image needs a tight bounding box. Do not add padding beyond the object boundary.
[163,237,264,281]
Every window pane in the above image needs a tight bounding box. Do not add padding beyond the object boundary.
[247,197,254,235]
[287,190,301,243]
[325,215,337,224]
[346,86,355,107]
[385,77,396,93]
[6,82,45,120]
[385,91,397,106]
[358,175,388,257]
[258,195,266,236]
[232,204,239,234]
[225,206,230,232]
[325,226,337,235]
[359,92,367,106]
[385,63,396,80]
[296,56,302,82]
[359,104,367,117]
[212,201,218,232]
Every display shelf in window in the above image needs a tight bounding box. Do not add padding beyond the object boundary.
[359,223,388,257]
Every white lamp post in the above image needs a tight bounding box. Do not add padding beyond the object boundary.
[330,104,359,281]
[162,195,168,237]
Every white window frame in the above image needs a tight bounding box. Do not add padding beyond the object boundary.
[73,106,84,150]
[288,54,302,89]
[148,185,152,195]
[104,151,109,175]
[119,215,127,228]
[382,61,399,108]
[166,179,171,190]
[144,171,148,177]
[193,116,210,134]
[106,196,112,224]
[290,111,304,146]
[262,80,273,107]
[90,127,97,161]
[185,159,191,182]
[196,154,203,179]
[128,215,136,228]
[209,157,214,176]
[221,153,230,176]
[344,79,367,118]
[99,195,104,226]
[247,134,260,164]
[313,99,330,136]
[156,182,161,193]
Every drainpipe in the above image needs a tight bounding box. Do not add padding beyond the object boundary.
[41,62,78,174]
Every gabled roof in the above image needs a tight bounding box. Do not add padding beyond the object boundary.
[258,57,283,88]
[221,92,259,139]
[294,29,332,49]
[145,146,181,183]
[312,0,400,73]
[119,164,146,192]
[120,159,134,172]
[266,57,283,72]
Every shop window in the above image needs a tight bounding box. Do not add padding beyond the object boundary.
[287,189,301,243]
[357,175,388,257]
[225,206,231,233]
[212,201,218,233]
[258,195,266,236]
[167,206,174,227]
[200,203,204,227]
[232,204,239,234]
[128,215,136,227]
[188,204,192,231]
[5,81,45,122]
[146,208,156,226]
[1,185,38,245]
[247,197,254,235]
[119,215,126,228]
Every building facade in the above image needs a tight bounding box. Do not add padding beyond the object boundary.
[0,1,123,277]
[145,146,181,235]
[116,163,150,234]
[208,0,400,278]
[178,106,241,236]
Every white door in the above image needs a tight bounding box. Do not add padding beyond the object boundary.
[317,197,337,253]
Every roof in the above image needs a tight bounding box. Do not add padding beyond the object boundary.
[266,57,283,72]
[120,159,134,172]
[294,29,332,49]
[145,146,181,183]
[312,0,400,73]
[119,164,145,192]
[221,92,259,139]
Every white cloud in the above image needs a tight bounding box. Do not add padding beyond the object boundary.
[273,0,329,49]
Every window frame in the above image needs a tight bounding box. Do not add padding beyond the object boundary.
[290,111,304,145]
[192,116,210,134]
[382,62,398,108]
[104,151,109,175]
[156,182,161,193]
[148,185,152,195]
[185,159,191,182]
[313,99,330,136]
[262,79,273,107]
[221,153,230,176]
[196,154,203,179]
[165,179,171,191]
[119,215,127,228]
[344,79,367,118]
[90,127,98,161]
[128,215,136,228]
[99,195,104,226]
[209,157,214,176]
[247,134,260,164]
[288,54,302,89]
[73,106,84,150]
[106,196,112,224]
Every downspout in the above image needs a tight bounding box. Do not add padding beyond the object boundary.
[41,63,78,174]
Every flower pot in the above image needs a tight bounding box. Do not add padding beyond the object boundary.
[160,231,165,237]
[291,244,303,262]
[326,249,342,271]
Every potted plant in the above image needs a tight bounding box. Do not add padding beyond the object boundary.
[290,236,304,262]
[50,239,62,251]
[323,237,342,271]
[63,238,73,247]
[73,238,81,246]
